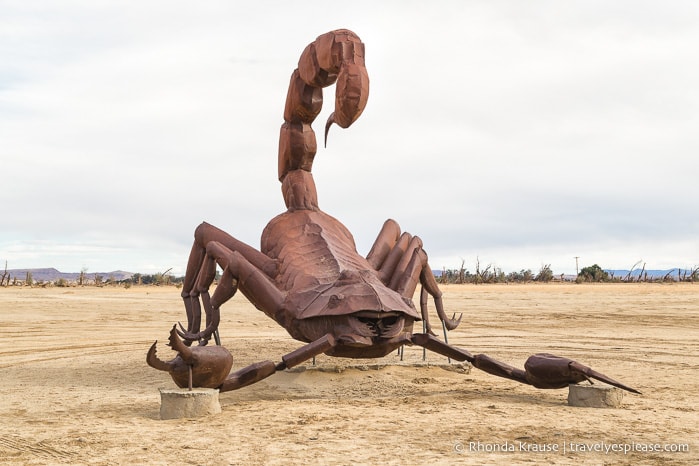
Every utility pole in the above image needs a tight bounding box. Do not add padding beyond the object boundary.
[574,256,580,276]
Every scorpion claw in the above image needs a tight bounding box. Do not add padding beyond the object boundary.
[569,360,642,394]
[522,354,641,394]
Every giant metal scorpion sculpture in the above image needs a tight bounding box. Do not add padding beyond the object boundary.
[148,29,639,395]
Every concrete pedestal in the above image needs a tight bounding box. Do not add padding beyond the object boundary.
[568,383,623,408]
[159,388,221,420]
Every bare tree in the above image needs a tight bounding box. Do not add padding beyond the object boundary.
[1,261,8,287]
[474,257,493,284]
[681,266,699,282]
[624,260,644,282]
[155,268,173,286]
[78,267,87,286]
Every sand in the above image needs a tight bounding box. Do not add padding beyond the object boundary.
[1,283,697,465]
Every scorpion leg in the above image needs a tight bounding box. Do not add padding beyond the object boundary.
[419,260,463,331]
[181,241,206,341]
[178,242,235,345]
[190,247,220,344]
[366,219,401,270]
[376,232,411,285]
[179,222,278,344]
[179,244,286,345]
[219,334,336,392]
[366,219,461,332]
[409,334,640,394]
[389,236,423,291]
[386,234,462,331]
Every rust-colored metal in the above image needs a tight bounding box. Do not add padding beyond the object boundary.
[149,29,639,396]
[147,325,233,389]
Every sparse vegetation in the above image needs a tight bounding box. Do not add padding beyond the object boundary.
[78,267,87,286]
[535,264,554,282]
[438,260,559,284]
[0,259,696,288]
[437,259,698,284]
[1,261,8,287]
[506,269,534,283]
[577,264,609,283]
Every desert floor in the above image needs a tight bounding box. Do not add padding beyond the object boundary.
[1,283,697,465]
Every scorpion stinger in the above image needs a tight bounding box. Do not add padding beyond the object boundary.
[324,112,335,148]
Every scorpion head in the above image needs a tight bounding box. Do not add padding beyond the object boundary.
[351,311,407,341]
[146,325,233,389]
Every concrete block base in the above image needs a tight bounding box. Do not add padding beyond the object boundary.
[568,383,623,408]
[159,388,221,420]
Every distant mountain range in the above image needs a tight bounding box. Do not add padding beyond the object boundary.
[2,268,134,282]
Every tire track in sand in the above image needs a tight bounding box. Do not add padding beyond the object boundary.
[0,341,149,368]
[0,434,79,462]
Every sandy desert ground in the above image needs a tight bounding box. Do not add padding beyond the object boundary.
[1,283,697,465]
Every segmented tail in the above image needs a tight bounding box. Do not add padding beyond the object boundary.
[278,29,369,182]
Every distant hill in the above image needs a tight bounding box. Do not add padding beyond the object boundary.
[3,268,133,283]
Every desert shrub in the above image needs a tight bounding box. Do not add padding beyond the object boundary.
[494,269,507,283]
[535,264,554,282]
[577,264,609,282]
[507,269,534,282]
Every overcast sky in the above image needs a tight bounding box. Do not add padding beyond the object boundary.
[1,1,698,276]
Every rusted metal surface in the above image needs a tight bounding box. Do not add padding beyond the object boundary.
[147,325,233,389]
[149,29,639,396]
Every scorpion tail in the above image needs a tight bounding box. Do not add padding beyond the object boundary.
[278,29,369,182]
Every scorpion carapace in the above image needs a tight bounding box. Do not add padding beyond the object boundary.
[149,29,640,396]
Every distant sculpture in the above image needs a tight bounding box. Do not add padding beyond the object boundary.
[149,29,639,395]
